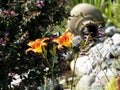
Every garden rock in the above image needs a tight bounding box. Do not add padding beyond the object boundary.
[70,31,120,89]
[11,74,22,88]
[72,35,83,47]
[104,26,119,36]
[70,56,93,76]
[75,73,96,90]
[112,33,120,45]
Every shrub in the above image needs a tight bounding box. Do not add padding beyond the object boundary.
[0,0,68,89]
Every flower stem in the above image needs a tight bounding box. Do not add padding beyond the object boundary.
[44,76,47,90]
[71,60,76,90]
[71,53,79,90]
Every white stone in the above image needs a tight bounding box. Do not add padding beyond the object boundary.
[72,35,83,47]
[76,74,96,90]
[103,37,113,45]
[112,33,120,45]
[96,68,117,82]
[70,56,93,76]
[111,45,120,57]
[70,32,120,90]
[11,74,22,87]
[104,26,118,36]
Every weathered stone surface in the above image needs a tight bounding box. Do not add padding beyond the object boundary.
[70,56,92,76]
[76,74,96,90]
[112,33,120,45]
[72,35,83,47]
[104,26,119,36]
[71,31,120,90]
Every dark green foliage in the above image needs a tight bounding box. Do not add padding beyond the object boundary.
[0,0,68,89]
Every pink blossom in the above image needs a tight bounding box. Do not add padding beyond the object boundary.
[10,10,16,16]
[37,4,42,8]
[40,0,44,6]
[3,10,9,15]
[8,72,15,77]
[0,9,2,14]
[36,0,45,8]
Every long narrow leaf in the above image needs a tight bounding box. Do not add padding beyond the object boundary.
[107,0,112,18]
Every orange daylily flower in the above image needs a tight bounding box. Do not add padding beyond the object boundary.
[52,31,75,50]
[26,38,49,54]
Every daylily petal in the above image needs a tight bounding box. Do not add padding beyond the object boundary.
[40,38,49,42]
[52,31,75,49]
[34,46,42,53]
[25,48,35,54]
[58,44,63,50]
[52,38,60,44]
[26,37,49,54]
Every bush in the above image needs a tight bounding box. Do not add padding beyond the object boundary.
[0,0,68,89]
